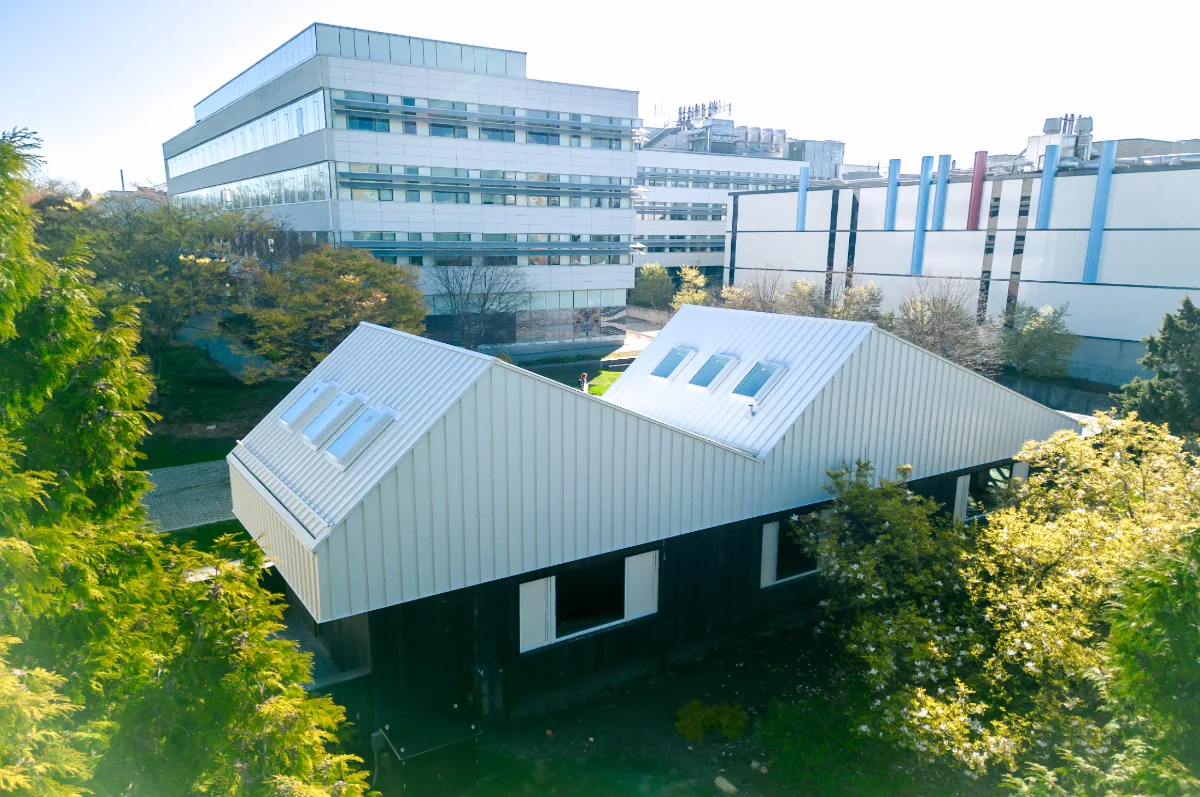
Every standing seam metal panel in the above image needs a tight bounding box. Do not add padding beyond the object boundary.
[229,461,322,620]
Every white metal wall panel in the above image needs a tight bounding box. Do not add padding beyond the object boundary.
[237,324,492,537]
[228,458,323,620]
[320,364,760,620]
[624,550,659,620]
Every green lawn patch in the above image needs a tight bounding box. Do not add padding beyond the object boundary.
[544,369,622,396]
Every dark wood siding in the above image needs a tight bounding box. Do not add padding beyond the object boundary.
[350,506,826,737]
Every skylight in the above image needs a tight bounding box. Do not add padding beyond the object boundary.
[325,406,392,468]
[732,362,785,402]
[301,392,363,447]
[279,381,337,429]
[688,355,737,390]
[650,347,694,380]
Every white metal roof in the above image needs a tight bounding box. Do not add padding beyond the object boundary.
[602,305,874,458]
[231,324,493,539]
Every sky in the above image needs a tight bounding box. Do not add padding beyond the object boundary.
[3,0,1199,193]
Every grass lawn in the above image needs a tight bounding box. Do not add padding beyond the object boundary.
[544,369,622,396]
[140,344,295,469]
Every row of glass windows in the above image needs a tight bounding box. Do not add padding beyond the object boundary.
[379,254,629,267]
[640,244,726,253]
[350,231,629,243]
[339,187,625,207]
[337,162,632,186]
[170,91,326,178]
[634,233,726,253]
[173,163,331,211]
[638,177,788,190]
[336,114,627,149]
[637,210,724,221]
[640,167,798,179]
[425,289,626,314]
[314,25,527,79]
[331,88,636,128]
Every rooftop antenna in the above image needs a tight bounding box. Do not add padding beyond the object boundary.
[120,169,125,192]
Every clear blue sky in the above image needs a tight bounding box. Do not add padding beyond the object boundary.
[3,0,1198,192]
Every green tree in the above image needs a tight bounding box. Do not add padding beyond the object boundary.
[775,278,884,323]
[1001,303,1079,378]
[31,189,278,370]
[797,414,1198,781]
[628,263,674,310]
[670,265,713,311]
[0,130,374,796]
[229,244,426,379]
[1117,296,1200,436]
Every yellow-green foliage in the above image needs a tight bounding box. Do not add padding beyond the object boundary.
[674,700,748,743]
[670,266,713,312]
[801,413,1200,783]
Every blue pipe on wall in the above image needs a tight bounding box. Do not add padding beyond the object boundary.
[884,158,901,231]
[1083,140,1117,283]
[931,154,951,231]
[794,165,810,231]
[1035,144,1060,230]
[910,155,934,275]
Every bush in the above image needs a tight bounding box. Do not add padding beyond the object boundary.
[674,700,748,742]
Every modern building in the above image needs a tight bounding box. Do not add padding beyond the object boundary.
[228,305,1073,757]
[633,149,805,280]
[634,109,827,280]
[162,24,640,352]
[727,118,1200,384]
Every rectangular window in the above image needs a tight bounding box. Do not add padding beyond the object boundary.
[278,381,337,429]
[519,551,659,652]
[592,136,620,150]
[325,406,392,469]
[347,116,388,132]
[481,128,515,142]
[570,134,582,147]
[688,355,737,390]
[433,191,469,204]
[405,190,421,202]
[401,121,417,135]
[732,362,784,402]
[527,132,560,145]
[300,393,363,447]
[482,193,516,205]
[651,346,695,380]
[350,188,379,201]
[760,521,818,588]
[430,123,468,138]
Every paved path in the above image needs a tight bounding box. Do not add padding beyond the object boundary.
[144,461,234,532]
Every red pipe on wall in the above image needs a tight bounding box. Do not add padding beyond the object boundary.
[966,150,988,230]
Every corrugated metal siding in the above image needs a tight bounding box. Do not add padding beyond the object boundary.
[315,348,1074,621]
[236,324,493,537]
[228,457,323,620]
[321,365,764,620]
[602,305,873,457]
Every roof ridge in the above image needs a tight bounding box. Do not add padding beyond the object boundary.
[357,322,497,362]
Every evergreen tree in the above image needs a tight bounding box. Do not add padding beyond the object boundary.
[1117,296,1200,436]
[0,129,374,796]
[628,263,673,310]
[1001,303,1079,379]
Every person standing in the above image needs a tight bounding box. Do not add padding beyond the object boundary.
[578,372,589,392]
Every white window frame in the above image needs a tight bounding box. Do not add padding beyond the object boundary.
[731,361,788,405]
[649,346,697,382]
[278,380,339,430]
[760,520,818,588]
[300,392,364,448]
[518,550,660,653]
[687,353,739,393]
[324,405,394,470]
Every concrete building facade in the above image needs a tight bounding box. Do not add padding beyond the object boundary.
[163,24,640,352]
